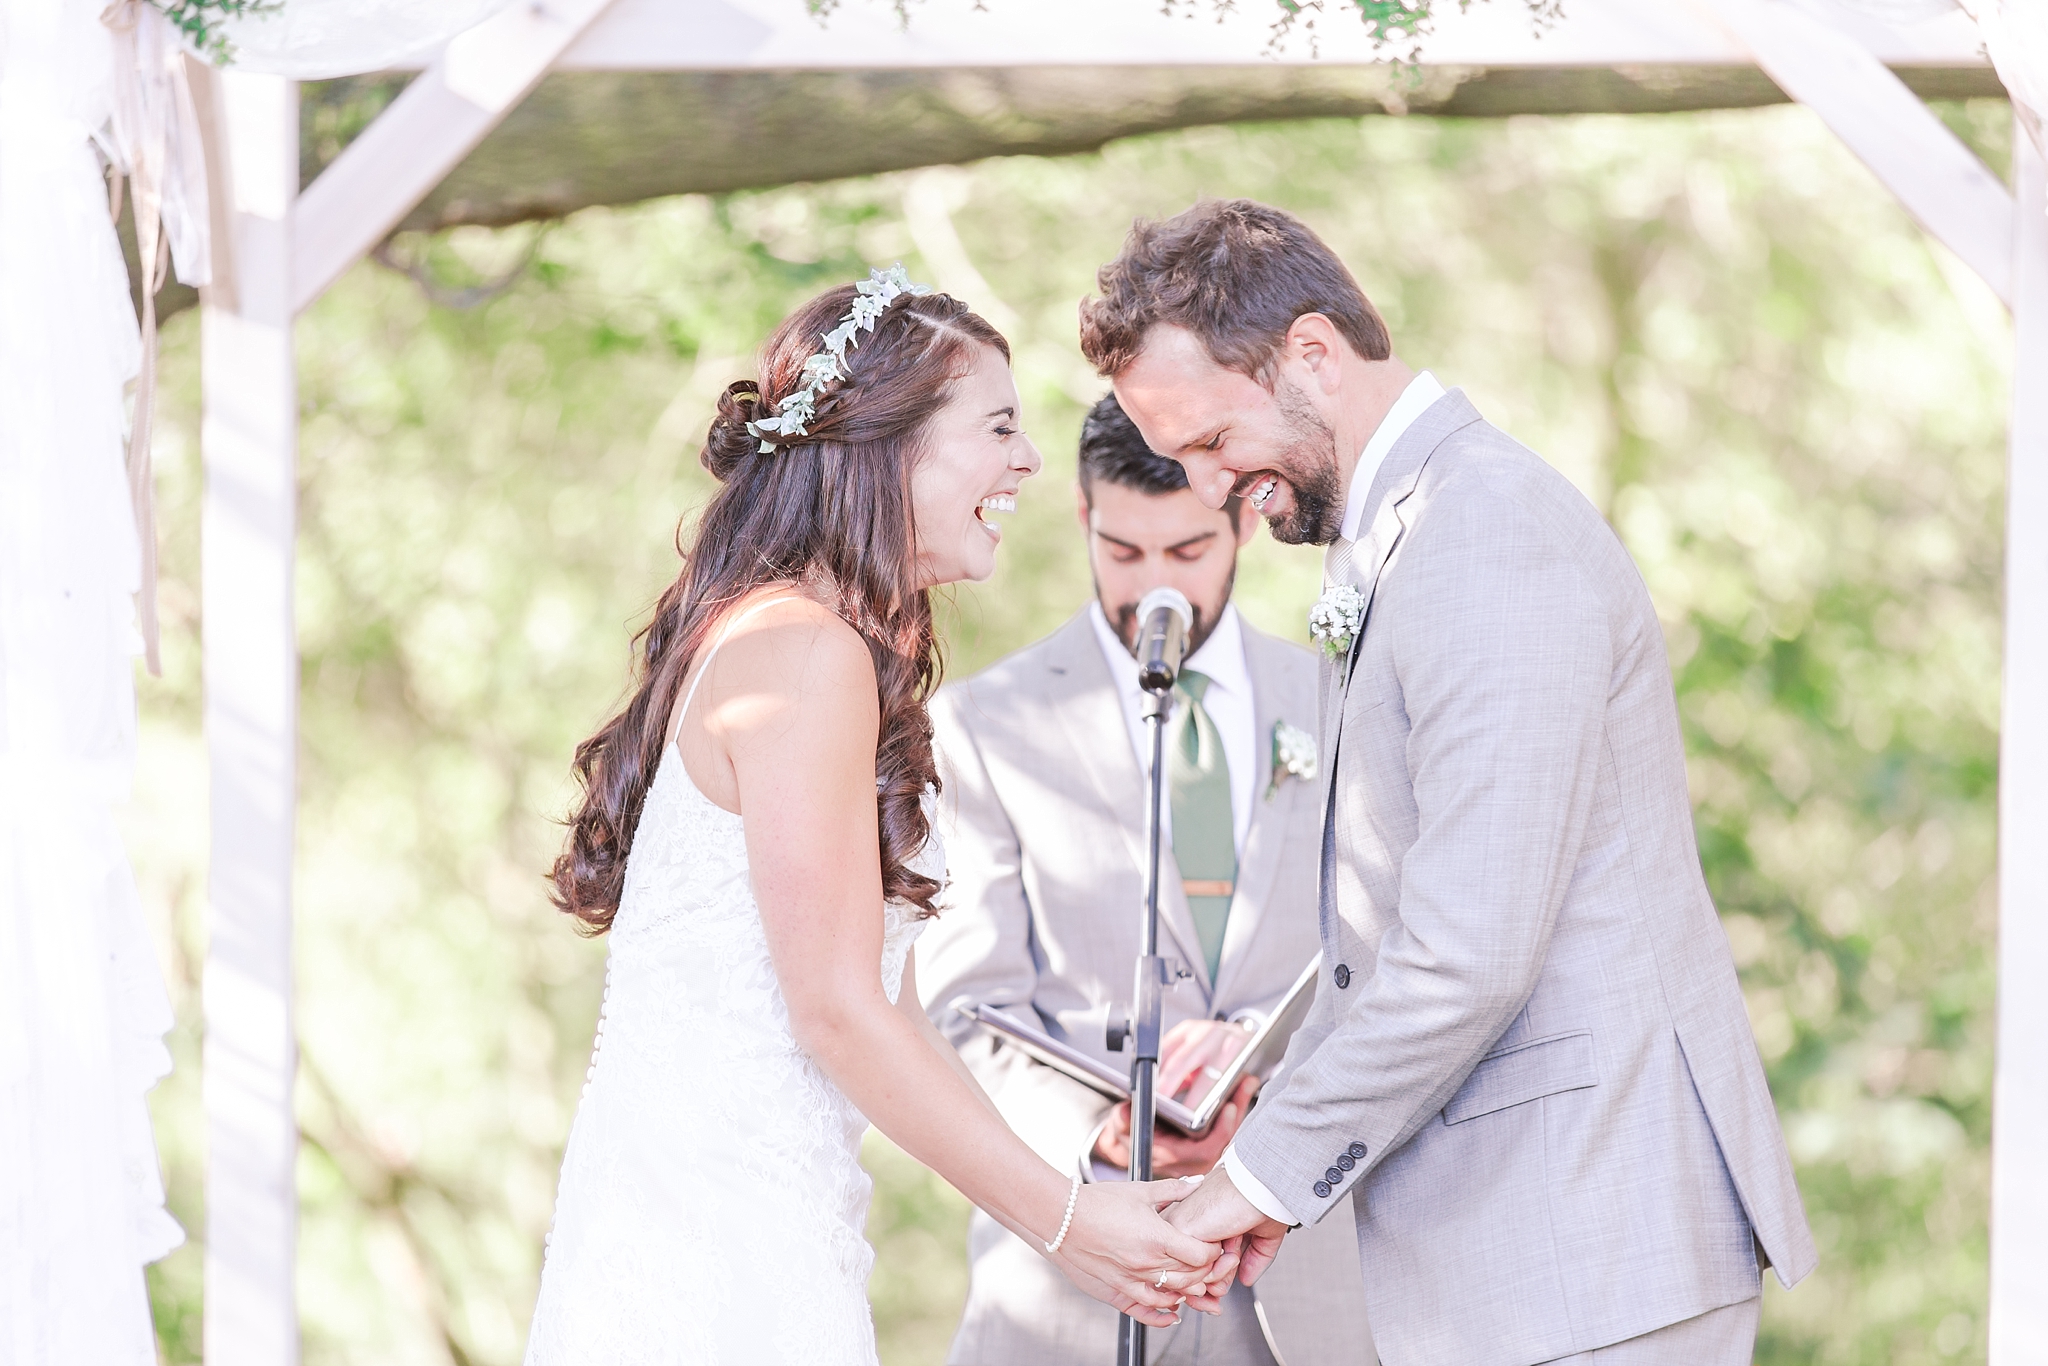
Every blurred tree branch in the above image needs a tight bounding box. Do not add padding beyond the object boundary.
[299,1055,484,1366]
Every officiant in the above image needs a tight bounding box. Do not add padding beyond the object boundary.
[919,395,1374,1366]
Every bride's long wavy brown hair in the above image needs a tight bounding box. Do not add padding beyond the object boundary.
[550,285,1009,934]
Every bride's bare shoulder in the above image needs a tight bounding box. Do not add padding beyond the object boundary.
[709,588,876,701]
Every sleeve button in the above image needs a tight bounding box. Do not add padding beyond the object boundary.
[1313,1181,1332,1199]
[1325,1166,1344,1184]
[1348,1141,1368,1159]
[1338,1153,1356,1170]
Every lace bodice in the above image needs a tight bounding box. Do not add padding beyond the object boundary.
[525,743,941,1366]
[610,758,936,1006]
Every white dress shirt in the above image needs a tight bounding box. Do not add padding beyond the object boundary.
[1087,599,1257,858]
[1219,369,1447,1229]
[1339,370,1447,545]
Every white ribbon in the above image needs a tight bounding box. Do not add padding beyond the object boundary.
[98,0,214,676]
[1955,0,2048,194]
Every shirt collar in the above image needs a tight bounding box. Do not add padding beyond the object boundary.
[1087,599,1250,700]
[1338,370,1446,544]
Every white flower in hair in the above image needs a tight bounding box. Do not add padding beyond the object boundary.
[1308,584,1366,661]
[748,264,932,453]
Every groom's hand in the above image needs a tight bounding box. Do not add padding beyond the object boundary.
[1165,1166,1289,1289]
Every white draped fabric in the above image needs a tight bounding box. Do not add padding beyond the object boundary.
[0,3,184,1365]
[1954,0,2048,181]
[217,0,516,78]
[0,0,516,1361]
[1839,0,2048,196]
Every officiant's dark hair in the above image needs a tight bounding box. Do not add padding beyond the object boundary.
[552,285,1009,933]
[1077,392,1242,526]
[1078,199,1389,382]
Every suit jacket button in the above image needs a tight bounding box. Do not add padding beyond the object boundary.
[1348,1141,1368,1159]
[1313,1181,1332,1199]
[1338,1153,1356,1171]
[1334,964,1351,989]
[1324,1166,1343,1184]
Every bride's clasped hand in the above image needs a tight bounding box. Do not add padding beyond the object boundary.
[1040,1172,1241,1315]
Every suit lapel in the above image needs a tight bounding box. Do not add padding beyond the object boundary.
[1316,390,1486,927]
[1042,612,1211,986]
[1329,389,1487,703]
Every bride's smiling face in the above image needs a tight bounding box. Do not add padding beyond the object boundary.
[910,344,1043,588]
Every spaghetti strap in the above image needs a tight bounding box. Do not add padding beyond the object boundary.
[672,595,802,740]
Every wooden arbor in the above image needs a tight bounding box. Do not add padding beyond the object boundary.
[189,1,2043,1361]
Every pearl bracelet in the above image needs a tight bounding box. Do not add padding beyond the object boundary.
[1044,1175,1082,1254]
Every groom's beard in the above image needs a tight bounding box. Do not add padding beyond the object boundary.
[1261,378,1345,547]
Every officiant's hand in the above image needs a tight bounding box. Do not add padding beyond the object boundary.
[1049,1177,1240,1324]
[1094,1075,1259,1178]
[1164,1166,1290,1291]
[1158,1017,1253,1100]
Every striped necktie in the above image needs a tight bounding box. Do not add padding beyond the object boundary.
[1170,668,1235,982]
[1324,534,1358,590]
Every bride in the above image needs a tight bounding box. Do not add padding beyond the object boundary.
[524,270,1231,1364]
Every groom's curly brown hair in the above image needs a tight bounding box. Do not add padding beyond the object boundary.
[1079,198,1391,382]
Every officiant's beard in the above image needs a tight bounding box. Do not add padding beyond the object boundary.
[1261,377,1345,547]
[1103,563,1235,661]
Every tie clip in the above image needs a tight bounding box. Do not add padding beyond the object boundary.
[1182,879,1234,898]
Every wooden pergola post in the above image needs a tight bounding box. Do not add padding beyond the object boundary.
[1989,124,2047,1365]
[199,68,300,1366]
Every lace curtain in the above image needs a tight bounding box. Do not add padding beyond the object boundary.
[0,3,512,1364]
[1834,0,2048,194]
[1953,0,2048,180]
[0,3,184,1364]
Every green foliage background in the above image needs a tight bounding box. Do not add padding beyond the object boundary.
[133,102,2013,1365]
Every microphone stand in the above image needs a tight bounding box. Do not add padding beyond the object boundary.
[1116,678,1174,1366]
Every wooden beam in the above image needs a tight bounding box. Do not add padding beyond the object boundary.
[120,54,2002,333]
[200,69,301,1366]
[288,0,620,316]
[1702,0,2016,306]
[377,62,2005,235]
[1990,125,2048,1366]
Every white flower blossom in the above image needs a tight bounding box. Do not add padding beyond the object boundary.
[1308,583,1367,661]
[747,264,931,452]
[1267,720,1318,798]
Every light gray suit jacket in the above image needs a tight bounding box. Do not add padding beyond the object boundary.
[1230,390,1818,1366]
[919,609,1374,1366]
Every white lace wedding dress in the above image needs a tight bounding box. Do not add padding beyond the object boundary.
[524,612,938,1366]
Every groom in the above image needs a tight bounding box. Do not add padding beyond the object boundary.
[1080,200,1817,1365]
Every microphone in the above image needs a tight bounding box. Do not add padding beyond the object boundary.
[1135,586,1194,694]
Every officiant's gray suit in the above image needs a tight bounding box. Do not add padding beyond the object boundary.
[1226,389,1817,1366]
[919,609,1374,1366]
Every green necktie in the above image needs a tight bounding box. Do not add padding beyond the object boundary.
[1169,668,1236,982]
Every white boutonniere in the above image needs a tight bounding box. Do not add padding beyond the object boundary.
[1308,584,1366,661]
[1267,720,1317,799]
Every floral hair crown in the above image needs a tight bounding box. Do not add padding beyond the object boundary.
[747,264,933,453]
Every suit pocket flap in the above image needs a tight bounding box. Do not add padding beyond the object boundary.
[1442,1031,1598,1126]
